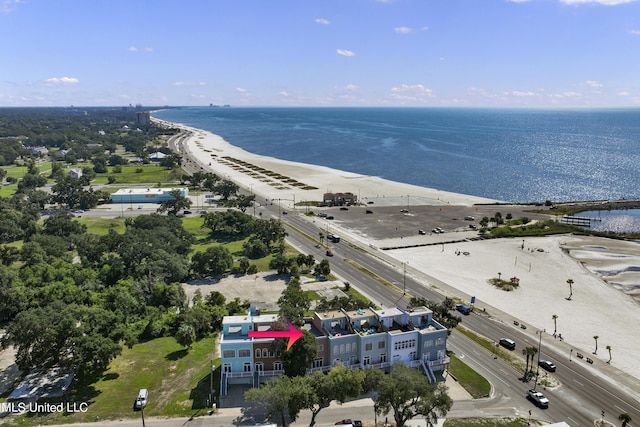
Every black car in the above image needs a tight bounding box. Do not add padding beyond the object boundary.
[538,359,557,372]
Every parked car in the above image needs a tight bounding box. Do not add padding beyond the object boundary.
[326,250,334,257]
[183,210,192,215]
[538,359,557,372]
[326,215,334,220]
[318,212,328,218]
[366,209,373,214]
[134,389,148,410]
[340,207,349,211]
[526,389,549,408]
[418,229,426,235]
[400,209,409,213]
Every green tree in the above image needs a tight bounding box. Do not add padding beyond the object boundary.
[373,363,453,427]
[593,335,599,354]
[214,179,239,200]
[270,253,293,274]
[314,259,331,276]
[606,344,612,363]
[157,189,191,215]
[244,375,312,427]
[303,364,367,426]
[280,329,318,377]
[175,323,196,349]
[235,194,255,213]
[618,413,632,427]
[191,245,234,277]
[523,346,538,377]
[277,278,311,327]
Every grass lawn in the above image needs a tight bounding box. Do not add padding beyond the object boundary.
[446,353,491,398]
[35,337,219,425]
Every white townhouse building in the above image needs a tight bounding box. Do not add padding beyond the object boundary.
[219,305,449,396]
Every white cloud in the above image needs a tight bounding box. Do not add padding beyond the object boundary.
[390,84,434,102]
[584,80,604,87]
[235,87,251,97]
[315,18,330,25]
[560,0,637,5]
[630,29,640,35]
[174,81,206,87]
[1,0,22,13]
[128,46,153,53]
[394,26,428,34]
[337,49,356,57]
[279,91,289,97]
[507,0,532,3]
[616,91,630,96]
[512,90,538,97]
[395,27,413,34]
[562,91,582,97]
[45,77,80,86]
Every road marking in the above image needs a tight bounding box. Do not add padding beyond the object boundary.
[567,417,577,425]
[573,379,584,387]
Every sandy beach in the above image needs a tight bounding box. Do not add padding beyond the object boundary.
[155,116,640,383]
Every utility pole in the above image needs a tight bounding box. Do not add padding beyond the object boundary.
[403,261,407,295]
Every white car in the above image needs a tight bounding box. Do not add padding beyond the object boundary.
[527,389,549,408]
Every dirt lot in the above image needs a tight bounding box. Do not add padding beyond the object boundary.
[182,272,347,312]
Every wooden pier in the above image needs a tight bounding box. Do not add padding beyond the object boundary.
[561,215,602,227]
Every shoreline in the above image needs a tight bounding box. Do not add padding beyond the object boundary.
[154,115,640,385]
[152,114,499,207]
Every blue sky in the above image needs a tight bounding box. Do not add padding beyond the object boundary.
[1,0,640,107]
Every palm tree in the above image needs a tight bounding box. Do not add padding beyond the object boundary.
[593,335,599,354]
[497,272,502,280]
[606,345,612,363]
[523,346,538,377]
[566,279,574,300]
[552,314,558,335]
[319,231,324,246]
[618,412,632,427]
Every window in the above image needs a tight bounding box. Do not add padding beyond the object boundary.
[243,362,251,372]
[436,337,444,346]
[255,362,264,372]
[318,344,323,352]
[262,348,269,358]
[238,349,250,357]
[255,349,261,358]
[333,346,339,355]
[380,353,387,363]
[340,344,345,354]
[363,356,371,366]
[313,358,323,368]
[352,343,357,352]
[378,341,385,349]
[346,343,351,353]
[273,361,283,371]
[424,340,434,348]
[365,343,373,351]
[222,350,235,358]
[223,363,232,372]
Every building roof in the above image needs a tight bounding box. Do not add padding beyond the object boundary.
[112,187,186,196]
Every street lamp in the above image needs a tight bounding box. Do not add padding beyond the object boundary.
[403,261,408,295]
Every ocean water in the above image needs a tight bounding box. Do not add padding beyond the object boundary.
[153,107,640,204]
